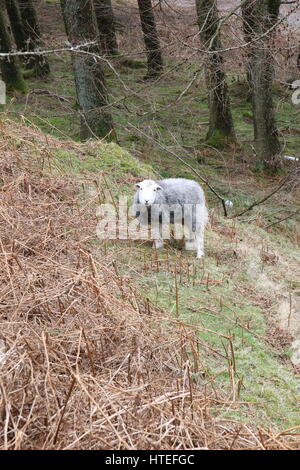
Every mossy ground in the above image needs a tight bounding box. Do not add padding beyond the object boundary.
[35,129,299,430]
[1,3,299,434]
[103,212,299,429]
[53,143,154,182]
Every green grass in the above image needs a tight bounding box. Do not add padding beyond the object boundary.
[53,144,153,181]
[110,218,300,429]
[4,53,299,165]
[2,37,300,433]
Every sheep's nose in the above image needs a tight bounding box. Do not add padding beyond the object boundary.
[145,200,149,205]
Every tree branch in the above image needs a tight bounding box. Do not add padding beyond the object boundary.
[231,171,296,218]
[265,209,300,228]
[126,123,228,217]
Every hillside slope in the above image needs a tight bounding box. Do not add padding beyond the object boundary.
[0,118,299,450]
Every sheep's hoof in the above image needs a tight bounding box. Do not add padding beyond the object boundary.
[196,251,204,259]
[185,240,197,251]
[153,240,164,249]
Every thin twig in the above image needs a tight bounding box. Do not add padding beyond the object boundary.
[126,123,228,216]
[231,172,295,219]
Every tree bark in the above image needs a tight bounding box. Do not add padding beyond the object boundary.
[137,0,163,79]
[0,6,27,92]
[195,0,236,148]
[17,0,50,76]
[242,0,281,172]
[241,1,256,101]
[60,0,115,140]
[93,0,118,55]
[5,0,27,52]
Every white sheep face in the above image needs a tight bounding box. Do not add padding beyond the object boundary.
[135,180,162,206]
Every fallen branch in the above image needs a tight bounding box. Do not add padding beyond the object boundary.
[30,89,70,103]
[231,171,295,219]
[265,209,300,228]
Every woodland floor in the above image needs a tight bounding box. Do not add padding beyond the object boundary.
[0,0,299,449]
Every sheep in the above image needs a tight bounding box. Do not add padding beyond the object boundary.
[132,178,208,258]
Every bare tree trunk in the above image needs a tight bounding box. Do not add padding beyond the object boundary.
[242,0,281,172]
[195,0,236,148]
[241,1,256,101]
[0,5,27,92]
[5,0,26,52]
[93,0,118,55]
[60,0,69,35]
[60,0,115,140]
[137,0,163,79]
[17,0,50,76]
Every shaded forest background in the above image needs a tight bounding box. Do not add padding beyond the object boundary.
[0,0,300,451]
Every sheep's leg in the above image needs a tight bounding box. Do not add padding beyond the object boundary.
[196,225,205,258]
[195,204,208,258]
[184,205,197,252]
[153,217,164,249]
[153,239,164,249]
[185,236,197,251]
[185,221,197,251]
